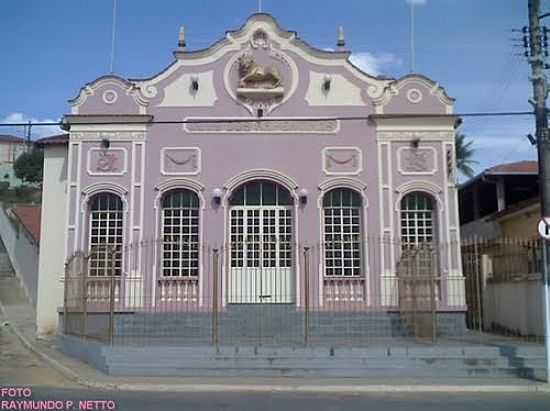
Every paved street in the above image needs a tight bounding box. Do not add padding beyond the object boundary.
[0,322,79,388]
[1,310,550,411]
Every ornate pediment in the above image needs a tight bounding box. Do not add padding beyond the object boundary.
[223,28,297,114]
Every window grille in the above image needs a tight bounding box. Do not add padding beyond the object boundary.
[161,189,200,277]
[322,188,362,276]
[88,192,123,276]
[400,192,435,248]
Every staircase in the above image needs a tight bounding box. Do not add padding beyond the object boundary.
[0,237,27,306]
[57,333,547,380]
[0,237,14,277]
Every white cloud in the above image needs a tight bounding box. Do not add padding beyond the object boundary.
[349,52,402,76]
[406,0,428,5]
[1,112,62,139]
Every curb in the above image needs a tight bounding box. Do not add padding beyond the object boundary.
[2,303,550,393]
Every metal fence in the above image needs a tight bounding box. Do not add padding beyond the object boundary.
[462,237,544,342]
[61,237,543,347]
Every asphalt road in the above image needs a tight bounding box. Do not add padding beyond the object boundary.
[17,388,550,411]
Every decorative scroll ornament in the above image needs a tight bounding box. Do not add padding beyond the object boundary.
[96,151,118,172]
[405,151,428,172]
[251,29,269,49]
[326,153,358,169]
[166,153,197,168]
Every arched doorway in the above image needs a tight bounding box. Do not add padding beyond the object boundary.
[227,180,294,303]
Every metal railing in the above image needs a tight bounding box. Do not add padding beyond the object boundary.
[61,237,543,347]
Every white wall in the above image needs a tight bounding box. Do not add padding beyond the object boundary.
[483,275,545,337]
[36,145,67,336]
[0,204,39,305]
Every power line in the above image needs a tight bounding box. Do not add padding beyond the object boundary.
[0,111,535,128]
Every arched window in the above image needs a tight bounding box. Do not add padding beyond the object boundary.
[88,192,123,276]
[161,189,200,277]
[400,192,435,248]
[228,180,293,207]
[323,188,362,276]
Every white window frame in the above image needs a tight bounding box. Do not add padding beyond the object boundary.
[161,189,200,277]
[400,191,436,248]
[322,188,363,277]
[88,192,124,277]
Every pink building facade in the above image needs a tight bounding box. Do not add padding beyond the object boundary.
[37,14,466,335]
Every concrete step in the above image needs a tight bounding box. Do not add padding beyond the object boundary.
[104,356,512,369]
[0,253,14,276]
[105,364,524,378]
[101,345,505,358]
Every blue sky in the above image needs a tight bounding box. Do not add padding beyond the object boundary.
[0,0,537,175]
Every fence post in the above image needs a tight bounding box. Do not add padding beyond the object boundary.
[212,248,219,346]
[303,246,310,346]
[430,245,437,344]
[473,237,483,343]
[108,246,116,345]
[63,260,69,336]
[81,254,88,338]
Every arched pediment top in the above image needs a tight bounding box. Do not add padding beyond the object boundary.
[155,177,205,193]
[81,182,128,197]
[224,169,299,192]
[318,177,367,193]
[373,74,454,112]
[68,75,148,108]
[129,13,390,100]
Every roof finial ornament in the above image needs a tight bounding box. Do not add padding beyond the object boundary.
[178,26,186,50]
[337,25,345,50]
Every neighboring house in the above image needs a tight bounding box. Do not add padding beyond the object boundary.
[459,160,543,337]
[0,203,41,306]
[0,134,28,188]
[491,197,540,239]
[458,161,539,240]
[36,14,465,336]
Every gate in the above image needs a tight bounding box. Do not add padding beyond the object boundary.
[398,244,438,342]
[63,246,120,342]
[227,207,294,303]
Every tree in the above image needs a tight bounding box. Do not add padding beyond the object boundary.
[14,148,44,184]
[455,133,476,179]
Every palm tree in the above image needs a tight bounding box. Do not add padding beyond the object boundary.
[455,133,477,179]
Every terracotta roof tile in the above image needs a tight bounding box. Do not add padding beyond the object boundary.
[487,160,539,174]
[12,205,41,243]
[0,134,27,144]
[35,134,68,146]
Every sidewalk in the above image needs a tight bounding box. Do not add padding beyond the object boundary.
[1,295,550,393]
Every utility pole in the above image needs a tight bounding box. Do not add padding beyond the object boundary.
[528,0,550,383]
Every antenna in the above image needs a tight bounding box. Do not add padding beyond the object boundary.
[258,0,262,12]
[409,1,415,72]
[110,0,117,74]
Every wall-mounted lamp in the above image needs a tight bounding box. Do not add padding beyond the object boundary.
[212,187,223,205]
[411,138,420,148]
[101,138,110,149]
[298,188,309,206]
[322,75,332,93]
[190,76,199,92]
